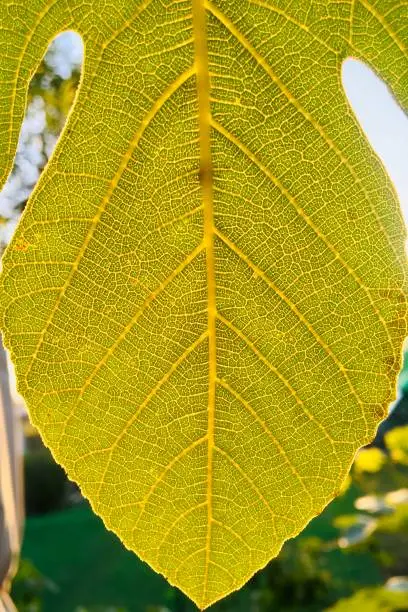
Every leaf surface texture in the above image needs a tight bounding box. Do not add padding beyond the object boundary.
[0,0,407,607]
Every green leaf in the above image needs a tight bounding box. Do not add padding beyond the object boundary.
[0,1,407,608]
[386,425,408,465]
[325,585,408,612]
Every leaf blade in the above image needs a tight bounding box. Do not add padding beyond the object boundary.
[0,0,407,607]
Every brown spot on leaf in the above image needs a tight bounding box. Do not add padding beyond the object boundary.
[198,163,212,186]
[13,237,30,252]
[374,405,386,420]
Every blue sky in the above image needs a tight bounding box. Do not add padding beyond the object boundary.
[342,58,408,225]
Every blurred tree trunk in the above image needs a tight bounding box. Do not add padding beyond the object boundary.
[0,337,23,611]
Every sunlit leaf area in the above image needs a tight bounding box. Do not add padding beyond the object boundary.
[1,2,408,611]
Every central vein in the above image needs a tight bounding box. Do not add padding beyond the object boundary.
[192,0,216,601]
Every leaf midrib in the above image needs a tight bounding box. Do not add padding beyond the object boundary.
[192,0,216,603]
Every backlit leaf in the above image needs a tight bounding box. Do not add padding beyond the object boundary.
[0,1,407,608]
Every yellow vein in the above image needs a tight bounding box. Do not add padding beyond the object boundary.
[57,242,205,439]
[39,0,156,182]
[100,0,163,51]
[217,378,314,502]
[214,446,293,526]
[211,118,396,362]
[132,435,208,531]
[215,329,338,456]
[139,36,194,61]
[146,203,204,236]
[214,228,369,435]
[216,315,304,407]
[192,0,216,603]
[24,65,195,385]
[211,518,252,552]
[358,0,406,54]
[156,502,208,564]
[209,560,236,584]
[175,548,206,582]
[73,408,207,464]
[94,333,209,498]
[4,286,69,315]
[205,0,404,272]
[349,0,356,46]
[2,0,58,183]
[383,3,408,18]
[249,0,339,55]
